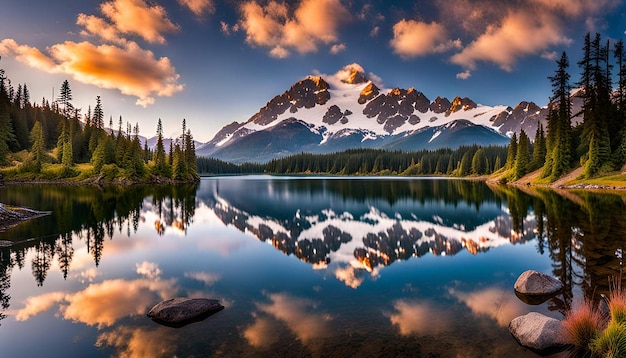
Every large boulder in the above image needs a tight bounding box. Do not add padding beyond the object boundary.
[147,297,224,327]
[514,270,563,296]
[509,312,569,352]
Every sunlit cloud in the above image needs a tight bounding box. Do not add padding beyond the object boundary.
[451,11,571,71]
[251,292,333,344]
[184,271,220,286]
[238,0,350,58]
[77,13,127,45]
[330,43,346,54]
[541,51,558,61]
[178,0,215,17]
[15,292,66,321]
[98,0,180,44]
[450,287,527,327]
[334,265,365,289]
[135,261,162,279]
[0,39,184,107]
[243,316,280,348]
[388,299,452,336]
[390,20,461,58]
[16,277,178,328]
[61,278,177,328]
[370,26,380,37]
[456,70,472,80]
[96,326,176,357]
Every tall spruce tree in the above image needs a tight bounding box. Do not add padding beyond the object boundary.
[530,123,547,171]
[57,80,73,118]
[514,130,531,180]
[542,51,572,179]
[29,121,45,173]
[505,133,518,170]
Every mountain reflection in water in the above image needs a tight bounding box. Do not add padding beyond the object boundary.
[1,177,626,357]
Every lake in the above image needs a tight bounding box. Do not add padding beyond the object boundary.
[0,176,625,357]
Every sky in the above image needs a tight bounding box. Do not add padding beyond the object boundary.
[0,0,625,142]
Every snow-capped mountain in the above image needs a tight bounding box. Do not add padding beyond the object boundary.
[196,63,563,163]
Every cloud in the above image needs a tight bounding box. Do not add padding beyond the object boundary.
[450,287,527,327]
[220,21,240,35]
[450,11,572,71]
[541,51,558,61]
[243,316,280,348]
[238,0,350,58]
[178,0,215,17]
[184,271,220,286]
[456,70,471,80]
[135,261,162,279]
[61,277,177,328]
[77,14,127,45]
[15,292,66,321]
[96,326,176,357]
[252,292,332,344]
[330,43,346,54]
[390,20,461,58]
[15,276,178,328]
[98,0,179,44]
[334,265,364,289]
[388,299,452,336]
[0,39,184,107]
[370,26,380,37]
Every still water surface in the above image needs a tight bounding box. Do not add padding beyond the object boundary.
[1,176,625,357]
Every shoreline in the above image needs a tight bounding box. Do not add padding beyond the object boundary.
[0,204,52,238]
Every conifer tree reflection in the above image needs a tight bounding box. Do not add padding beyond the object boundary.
[56,233,73,280]
[31,240,54,287]
[0,248,12,325]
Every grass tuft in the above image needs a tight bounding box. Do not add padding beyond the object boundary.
[562,300,603,349]
[590,321,626,358]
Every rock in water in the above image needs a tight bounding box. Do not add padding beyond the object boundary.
[514,270,563,296]
[509,312,569,352]
[148,298,224,327]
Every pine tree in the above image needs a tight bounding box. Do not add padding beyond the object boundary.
[29,121,45,173]
[543,51,572,179]
[57,80,73,118]
[530,123,547,171]
[514,130,531,180]
[505,133,518,169]
[153,118,167,175]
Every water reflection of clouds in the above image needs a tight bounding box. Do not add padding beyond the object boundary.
[450,287,527,327]
[15,261,180,328]
[244,293,333,347]
[389,299,453,336]
[334,265,365,289]
[96,326,176,357]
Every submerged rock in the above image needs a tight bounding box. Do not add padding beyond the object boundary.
[147,297,224,327]
[509,312,569,352]
[514,270,563,296]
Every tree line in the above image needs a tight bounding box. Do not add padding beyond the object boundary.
[504,33,626,181]
[198,146,508,176]
[0,70,198,182]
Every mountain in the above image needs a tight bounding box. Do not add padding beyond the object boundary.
[195,64,576,163]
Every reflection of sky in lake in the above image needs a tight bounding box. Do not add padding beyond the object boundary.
[0,177,575,357]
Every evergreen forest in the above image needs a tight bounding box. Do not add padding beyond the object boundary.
[0,69,198,182]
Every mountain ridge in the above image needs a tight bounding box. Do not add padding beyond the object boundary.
[186,63,582,163]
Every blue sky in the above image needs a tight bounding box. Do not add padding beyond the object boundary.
[1,0,625,141]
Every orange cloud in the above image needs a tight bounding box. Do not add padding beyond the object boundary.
[390,20,461,58]
[450,287,528,327]
[238,0,350,58]
[61,277,177,328]
[252,292,333,344]
[0,39,184,107]
[334,265,364,289]
[99,0,180,44]
[178,0,215,17]
[243,316,279,348]
[15,291,66,321]
[388,299,452,336]
[450,11,571,71]
[95,326,176,357]
[76,13,127,45]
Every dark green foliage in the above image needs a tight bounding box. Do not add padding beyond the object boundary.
[505,133,517,170]
[198,146,508,176]
[513,130,531,180]
[530,123,546,171]
[542,52,573,180]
